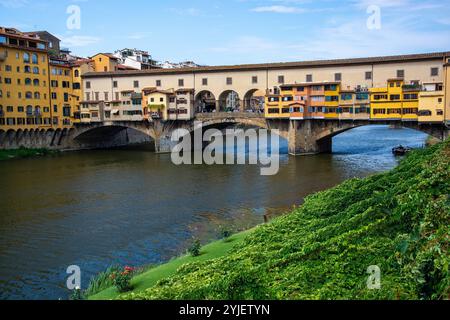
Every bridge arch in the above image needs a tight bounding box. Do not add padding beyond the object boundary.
[218,90,240,112]
[195,90,217,113]
[73,123,156,149]
[243,89,265,113]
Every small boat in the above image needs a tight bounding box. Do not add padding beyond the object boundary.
[392,145,412,156]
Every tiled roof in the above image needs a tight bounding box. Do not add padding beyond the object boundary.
[83,51,450,78]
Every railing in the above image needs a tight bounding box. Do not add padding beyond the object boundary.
[195,112,265,120]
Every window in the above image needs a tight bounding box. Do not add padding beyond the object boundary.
[86,81,91,89]
[178,79,184,87]
[23,53,30,63]
[51,92,57,99]
[160,97,164,102]
[51,80,58,87]
[0,35,6,44]
[63,106,71,117]
[334,73,342,81]
[278,75,284,84]
[365,71,372,80]
[397,70,405,78]
[74,70,80,78]
[104,92,109,101]
[7,106,13,112]
[5,65,11,72]
[437,110,443,116]
[25,78,32,85]
[226,77,232,85]
[134,81,139,88]
[24,66,31,73]
[431,67,439,76]
[252,76,258,84]
[53,105,58,112]
[33,67,39,74]
[33,79,39,86]
[5,78,11,84]
[202,78,208,86]
[306,74,313,82]
[34,92,40,99]
[156,80,161,87]
[31,53,38,64]
[438,98,443,103]
[64,93,69,102]
[26,92,33,99]
[95,92,99,101]
[390,94,400,101]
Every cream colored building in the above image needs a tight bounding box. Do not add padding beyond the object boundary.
[82,52,450,122]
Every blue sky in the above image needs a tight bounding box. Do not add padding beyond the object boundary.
[1,0,450,65]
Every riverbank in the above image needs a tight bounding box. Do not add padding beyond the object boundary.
[0,148,58,161]
[88,138,449,300]
[89,230,252,300]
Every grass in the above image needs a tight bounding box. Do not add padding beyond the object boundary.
[119,139,449,300]
[89,230,252,300]
[0,147,57,161]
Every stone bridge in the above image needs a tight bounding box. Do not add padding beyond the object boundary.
[1,113,448,155]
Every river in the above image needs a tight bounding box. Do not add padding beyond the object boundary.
[0,125,427,300]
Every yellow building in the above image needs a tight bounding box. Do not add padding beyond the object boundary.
[445,60,450,124]
[264,86,292,119]
[71,58,94,123]
[90,53,119,72]
[0,27,83,131]
[370,79,419,121]
[418,82,444,123]
[49,59,77,128]
[142,88,173,121]
[0,27,52,130]
[324,83,340,119]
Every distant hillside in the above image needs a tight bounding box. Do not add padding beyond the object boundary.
[123,140,450,300]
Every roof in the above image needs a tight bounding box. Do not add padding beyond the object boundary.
[0,27,49,43]
[83,51,450,79]
[281,81,341,87]
[91,53,120,60]
[118,64,139,71]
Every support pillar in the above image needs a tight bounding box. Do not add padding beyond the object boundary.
[288,120,332,155]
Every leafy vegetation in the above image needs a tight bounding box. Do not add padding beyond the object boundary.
[0,147,58,161]
[89,231,251,300]
[84,265,122,297]
[121,140,449,300]
[188,239,202,257]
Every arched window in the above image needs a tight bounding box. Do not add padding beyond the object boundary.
[32,53,38,64]
[74,70,79,77]
[35,106,41,116]
[26,105,33,115]
[34,92,40,99]
[33,79,40,86]
[24,66,31,73]
[25,92,33,99]
[25,78,32,85]
[33,67,39,74]
[23,53,30,63]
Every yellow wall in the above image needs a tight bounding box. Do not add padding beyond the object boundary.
[0,47,52,130]
[418,91,444,122]
[49,64,75,128]
[91,54,118,72]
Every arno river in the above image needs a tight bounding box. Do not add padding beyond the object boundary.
[0,126,427,300]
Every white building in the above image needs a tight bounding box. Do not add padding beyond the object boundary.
[159,60,203,69]
[113,48,158,70]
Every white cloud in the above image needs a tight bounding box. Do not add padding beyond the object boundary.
[251,5,305,13]
[60,35,101,47]
[0,0,28,8]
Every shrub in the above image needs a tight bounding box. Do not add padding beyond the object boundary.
[218,226,233,241]
[111,266,135,293]
[85,265,121,296]
[188,239,202,257]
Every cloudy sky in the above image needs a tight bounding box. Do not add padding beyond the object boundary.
[1,0,449,65]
